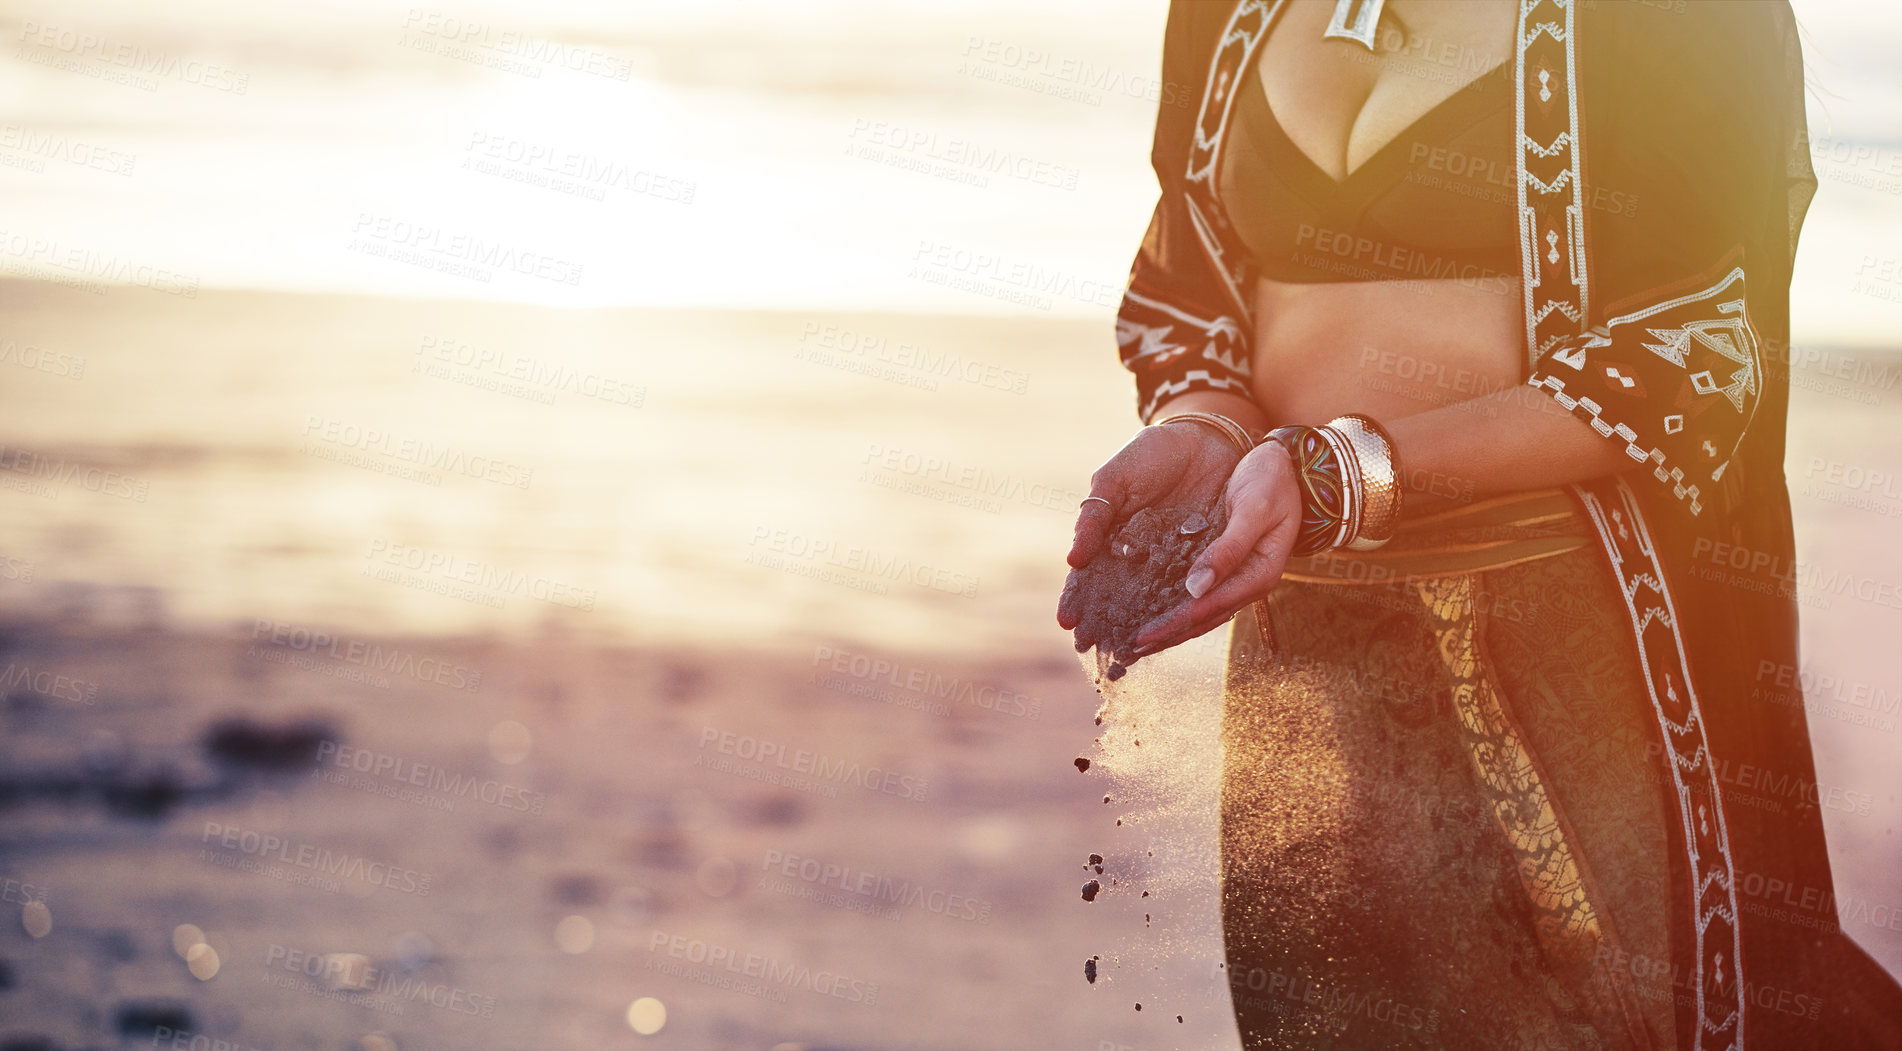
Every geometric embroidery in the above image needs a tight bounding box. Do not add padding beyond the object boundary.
[1526,267,1760,518]
[1516,0,1589,371]
[1517,5,1745,1045]
[1575,477,1747,1051]
[1641,296,1757,412]
[1119,290,1252,421]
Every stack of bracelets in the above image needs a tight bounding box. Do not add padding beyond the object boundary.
[1157,411,1403,556]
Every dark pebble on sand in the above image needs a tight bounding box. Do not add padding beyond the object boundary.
[101,769,187,820]
[202,716,334,770]
[1084,956,1098,983]
[114,1001,195,1039]
[1081,879,1101,902]
[1135,1003,1142,1012]
[1074,757,1090,773]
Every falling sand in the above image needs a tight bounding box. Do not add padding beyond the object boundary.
[1069,593,1238,1042]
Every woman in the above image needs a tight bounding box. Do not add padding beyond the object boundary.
[1058,1,1901,1047]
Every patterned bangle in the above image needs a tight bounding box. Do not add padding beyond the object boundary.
[1267,425,1349,556]
[1268,415,1404,555]
[1154,410,1256,457]
[1326,414,1403,551]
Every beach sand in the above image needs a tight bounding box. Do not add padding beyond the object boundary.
[0,277,1894,1048]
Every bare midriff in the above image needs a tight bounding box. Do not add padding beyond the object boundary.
[1246,272,1525,427]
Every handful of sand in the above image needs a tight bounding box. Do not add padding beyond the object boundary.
[1069,500,1227,680]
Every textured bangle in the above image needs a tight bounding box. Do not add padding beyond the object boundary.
[1268,415,1404,555]
[1325,414,1403,551]
[1155,411,1256,457]
[1267,425,1349,556]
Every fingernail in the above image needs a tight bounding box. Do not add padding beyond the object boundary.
[1185,567,1214,598]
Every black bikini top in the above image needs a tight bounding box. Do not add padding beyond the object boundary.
[1218,53,1520,285]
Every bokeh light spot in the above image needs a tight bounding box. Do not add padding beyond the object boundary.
[21,901,51,939]
[186,942,221,980]
[626,997,666,1035]
[172,923,206,958]
[488,720,533,764]
[554,914,594,954]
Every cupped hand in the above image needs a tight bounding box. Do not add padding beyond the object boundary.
[1123,439,1303,657]
[1055,422,1242,632]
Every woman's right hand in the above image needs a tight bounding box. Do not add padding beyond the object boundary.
[1055,421,1244,631]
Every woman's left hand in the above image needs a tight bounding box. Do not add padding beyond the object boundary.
[1128,440,1304,658]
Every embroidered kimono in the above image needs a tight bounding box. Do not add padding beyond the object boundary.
[1113,1,1902,1048]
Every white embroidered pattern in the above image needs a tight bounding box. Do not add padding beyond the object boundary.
[1529,268,1762,517]
[1184,0,1283,316]
[1515,0,1588,368]
[1576,478,1746,1051]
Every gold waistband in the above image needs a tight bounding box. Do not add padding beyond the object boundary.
[1281,487,1590,585]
